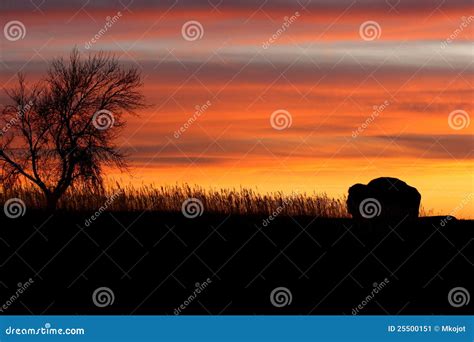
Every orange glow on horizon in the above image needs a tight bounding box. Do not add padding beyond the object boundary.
[1,2,472,218]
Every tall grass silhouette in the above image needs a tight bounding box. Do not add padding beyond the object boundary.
[1,184,350,217]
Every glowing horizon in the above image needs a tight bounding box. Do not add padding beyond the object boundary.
[1,0,472,217]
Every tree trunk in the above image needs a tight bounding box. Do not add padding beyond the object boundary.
[45,192,59,211]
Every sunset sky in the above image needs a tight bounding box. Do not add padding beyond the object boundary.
[1,0,473,217]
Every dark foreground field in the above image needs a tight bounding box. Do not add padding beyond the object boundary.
[0,210,472,315]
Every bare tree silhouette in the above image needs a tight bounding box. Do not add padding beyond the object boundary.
[0,48,145,209]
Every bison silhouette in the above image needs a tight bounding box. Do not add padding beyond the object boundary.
[347,177,421,222]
